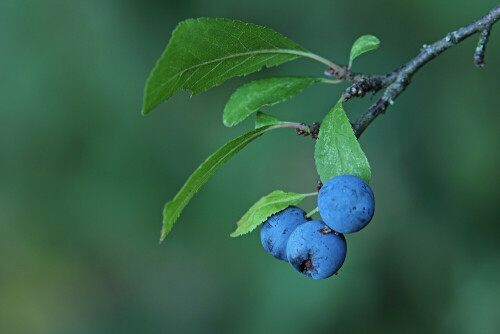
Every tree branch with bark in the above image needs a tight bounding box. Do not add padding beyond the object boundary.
[323,4,500,138]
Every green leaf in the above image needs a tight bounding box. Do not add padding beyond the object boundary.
[314,100,371,183]
[161,124,285,242]
[349,35,380,68]
[230,190,312,237]
[255,111,285,128]
[223,77,321,127]
[143,18,314,115]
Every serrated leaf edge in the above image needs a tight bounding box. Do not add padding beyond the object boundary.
[230,191,316,237]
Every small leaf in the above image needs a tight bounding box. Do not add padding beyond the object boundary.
[161,125,284,242]
[255,111,285,128]
[143,18,311,115]
[314,100,371,183]
[349,35,380,68]
[230,190,311,237]
[223,77,321,127]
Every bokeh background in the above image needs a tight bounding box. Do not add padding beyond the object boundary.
[2,0,500,333]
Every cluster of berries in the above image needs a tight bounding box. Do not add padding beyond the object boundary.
[260,175,375,280]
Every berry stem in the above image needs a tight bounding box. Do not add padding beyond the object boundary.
[306,207,319,218]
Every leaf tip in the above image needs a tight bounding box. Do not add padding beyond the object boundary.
[159,228,166,244]
[141,98,154,115]
[222,118,235,127]
[160,204,172,244]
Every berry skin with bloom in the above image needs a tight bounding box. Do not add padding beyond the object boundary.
[318,175,375,234]
[260,206,308,260]
[286,220,347,280]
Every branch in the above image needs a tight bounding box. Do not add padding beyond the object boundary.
[474,26,492,67]
[327,4,500,138]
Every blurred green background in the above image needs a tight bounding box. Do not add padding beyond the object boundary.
[1,0,500,333]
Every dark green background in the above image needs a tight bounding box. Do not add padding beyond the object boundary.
[2,0,500,333]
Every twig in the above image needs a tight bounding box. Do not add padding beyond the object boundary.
[474,27,492,67]
[326,4,500,138]
[295,122,321,139]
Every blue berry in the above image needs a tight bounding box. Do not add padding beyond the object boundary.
[260,206,308,260]
[318,175,375,234]
[286,220,347,280]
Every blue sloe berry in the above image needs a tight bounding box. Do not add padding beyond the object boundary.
[260,206,308,260]
[318,175,375,234]
[286,220,347,280]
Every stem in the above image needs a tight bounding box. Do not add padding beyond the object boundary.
[306,207,319,218]
[273,121,323,139]
[320,78,343,84]
[286,50,344,74]
[274,122,310,132]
